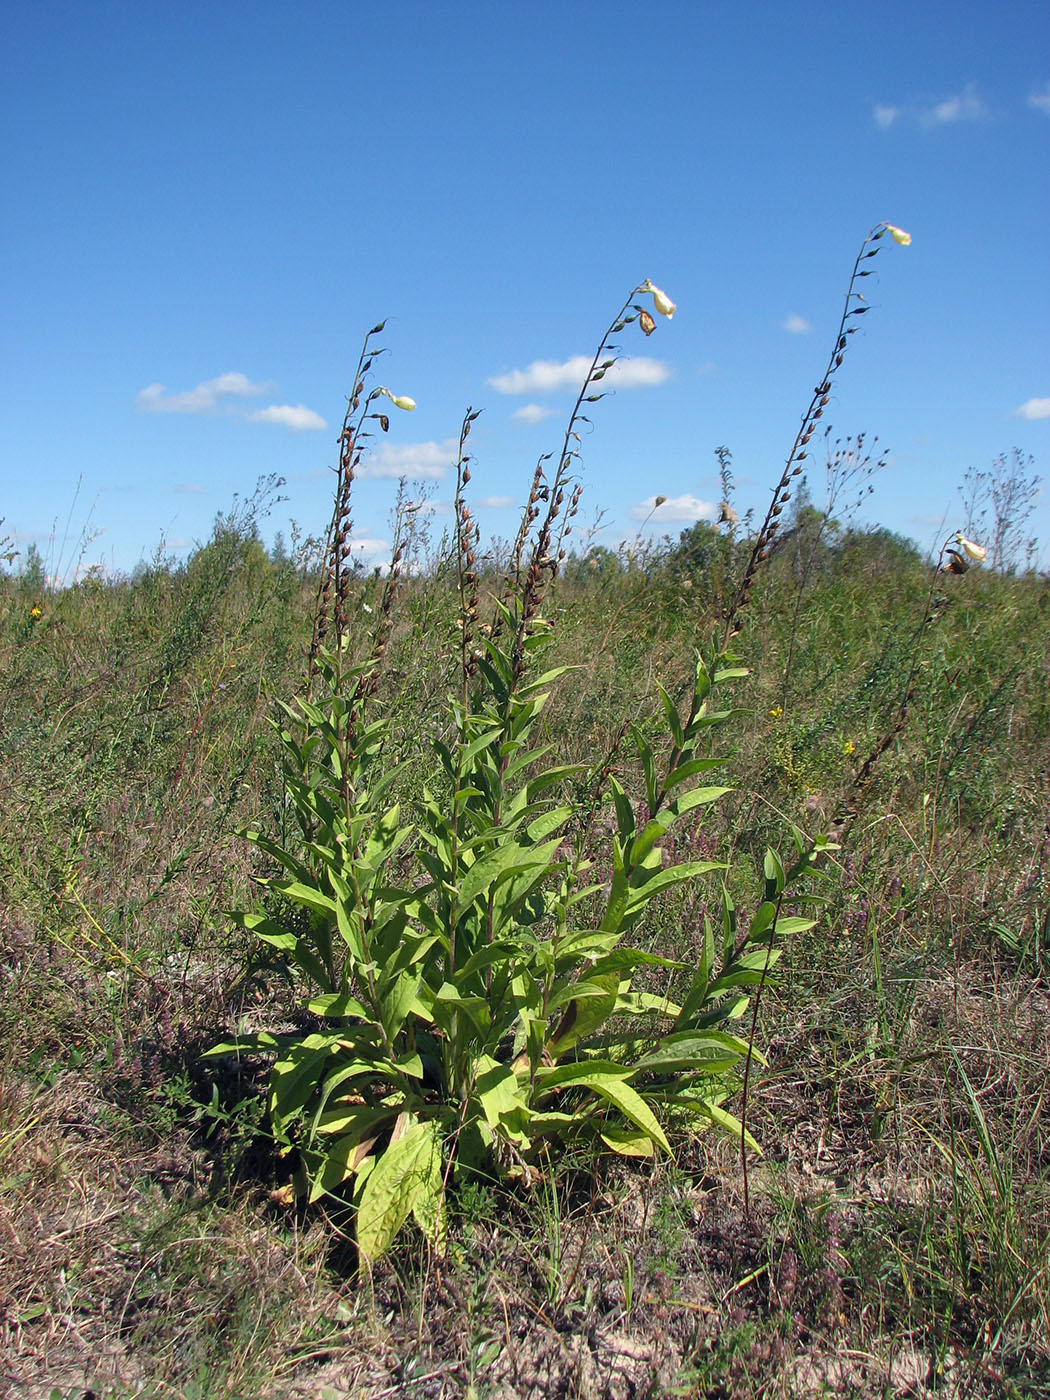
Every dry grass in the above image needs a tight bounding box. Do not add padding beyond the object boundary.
[1,521,1047,1398]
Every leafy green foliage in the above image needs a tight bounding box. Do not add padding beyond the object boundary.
[211,609,827,1259]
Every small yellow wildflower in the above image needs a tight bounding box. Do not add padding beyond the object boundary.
[769,705,783,719]
[843,739,855,756]
[30,605,42,619]
[884,224,911,246]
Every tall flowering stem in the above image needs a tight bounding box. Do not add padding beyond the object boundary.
[452,407,483,692]
[722,224,903,645]
[500,282,660,685]
[309,322,390,692]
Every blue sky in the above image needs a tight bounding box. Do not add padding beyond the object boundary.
[4,0,1048,579]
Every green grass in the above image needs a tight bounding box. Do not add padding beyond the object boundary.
[1,509,1048,1398]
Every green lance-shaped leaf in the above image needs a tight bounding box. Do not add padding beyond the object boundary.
[269,879,338,920]
[487,834,566,939]
[516,664,579,700]
[240,827,313,883]
[268,1033,344,1139]
[526,763,587,801]
[307,990,371,1020]
[545,970,620,1055]
[309,1131,375,1203]
[608,776,635,842]
[763,846,786,901]
[431,981,491,1035]
[662,756,729,793]
[657,682,685,748]
[233,911,331,989]
[772,916,816,937]
[748,899,779,943]
[473,1055,529,1140]
[614,987,684,1018]
[455,720,504,772]
[356,1118,444,1261]
[362,803,414,871]
[551,927,622,963]
[380,970,423,1040]
[631,1029,760,1077]
[629,788,730,866]
[721,888,738,964]
[457,828,566,911]
[675,918,717,1028]
[411,1140,446,1255]
[580,1073,670,1153]
[599,1124,655,1158]
[315,1094,399,1140]
[329,882,367,966]
[633,729,660,813]
[622,859,726,922]
[668,1094,763,1156]
[534,1063,670,1153]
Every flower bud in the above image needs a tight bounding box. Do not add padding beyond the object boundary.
[884,224,911,246]
[380,388,416,411]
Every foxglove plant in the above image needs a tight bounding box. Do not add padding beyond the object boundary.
[211,241,909,1260]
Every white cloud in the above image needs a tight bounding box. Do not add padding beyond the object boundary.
[136,372,272,414]
[782,314,812,334]
[921,85,987,125]
[1016,397,1050,421]
[358,438,459,480]
[873,104,899,129]
[479,495,515,509]
[348,537,389,555]
[631,494,718,524]
[174,483,206,494]
[488,355,670,395]
[512,403,557,424]
[605,358,672,389]
[137,372,326,432]
[1029,84,1050,116]
[488,356,593,394]
[246,403,327,432]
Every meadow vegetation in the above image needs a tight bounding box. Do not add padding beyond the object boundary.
[2,241,1048,1399]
